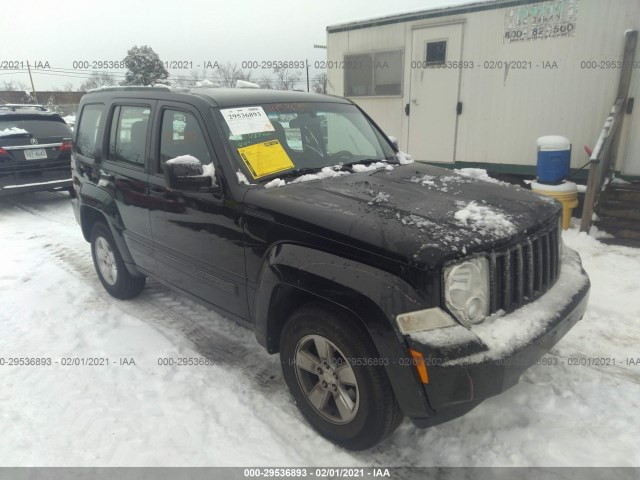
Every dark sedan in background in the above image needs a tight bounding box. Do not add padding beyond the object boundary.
[0,104,73,196]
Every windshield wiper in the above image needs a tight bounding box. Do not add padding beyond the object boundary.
[340,159,391,171]
[264,167,325,181]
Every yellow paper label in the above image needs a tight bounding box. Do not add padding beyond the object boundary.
[238,140,294,179]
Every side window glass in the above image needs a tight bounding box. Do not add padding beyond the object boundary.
[108,105,150,165]
[76,104,103,159]
[159,109,212,172]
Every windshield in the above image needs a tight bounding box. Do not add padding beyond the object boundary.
[216,102,396,183]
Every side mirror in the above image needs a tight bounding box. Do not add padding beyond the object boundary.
[164,156,218,192]
[388,135,399,150]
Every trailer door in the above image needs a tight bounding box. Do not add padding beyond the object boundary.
[408,23,463,163]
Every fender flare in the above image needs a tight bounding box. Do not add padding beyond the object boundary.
[253,243,434,418]
[78,183,139,276]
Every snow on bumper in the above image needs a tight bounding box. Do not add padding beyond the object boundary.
[407,247,590,419]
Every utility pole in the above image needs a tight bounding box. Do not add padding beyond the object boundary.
[306,61,310,92]
[27,61,38,104]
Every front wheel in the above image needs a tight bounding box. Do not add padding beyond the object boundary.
[90,222,145,299]
[280,303,403,450]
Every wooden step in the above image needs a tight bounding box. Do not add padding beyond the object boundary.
[595,216,640,230]
[596,204,640,221]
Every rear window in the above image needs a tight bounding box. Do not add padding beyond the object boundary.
[0,117,72,138]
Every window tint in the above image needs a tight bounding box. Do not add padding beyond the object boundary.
[159,109,212,172]
[109,105,150,165]
[76,104,103,159]
[0,118,71,138]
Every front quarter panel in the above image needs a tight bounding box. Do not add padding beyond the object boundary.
[253,242,436,419]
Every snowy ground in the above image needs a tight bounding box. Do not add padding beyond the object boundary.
[0,191,639,467]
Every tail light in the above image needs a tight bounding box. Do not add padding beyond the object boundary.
[0,147,7,155]
[58,141,72,152]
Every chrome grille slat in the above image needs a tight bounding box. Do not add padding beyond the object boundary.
[503,249,512,309]
[543,233,551,289]
[525,239,534,299]
[489,254,498,312]
[488,218,561,314]
[514,245,524,306]
[535,238,543,293]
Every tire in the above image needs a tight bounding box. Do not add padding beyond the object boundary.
[67,186,77,198]
[90,221,145,299]
[280,302,403,450]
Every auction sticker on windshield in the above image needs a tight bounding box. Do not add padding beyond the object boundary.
[238,139,294,179]
[221,106,275,136]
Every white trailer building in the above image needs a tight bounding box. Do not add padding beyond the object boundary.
[326,0,640,180]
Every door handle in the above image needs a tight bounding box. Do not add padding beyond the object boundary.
[148,187,165,197]
[405,103,410,116]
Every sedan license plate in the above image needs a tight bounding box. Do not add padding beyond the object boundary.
[24,148,47,160]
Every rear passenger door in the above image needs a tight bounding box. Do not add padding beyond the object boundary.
[103,101,156,272]
[147,102,248,320]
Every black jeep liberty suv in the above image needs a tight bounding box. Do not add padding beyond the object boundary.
[70,86,590,450]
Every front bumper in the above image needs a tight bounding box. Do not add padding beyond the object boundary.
[407,248,590,427]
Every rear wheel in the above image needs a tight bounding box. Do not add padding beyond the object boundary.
[90,222,145,299]
[280,303,403,450]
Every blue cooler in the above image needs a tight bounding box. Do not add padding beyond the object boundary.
[536,136,571,184]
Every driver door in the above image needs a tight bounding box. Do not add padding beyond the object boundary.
[147,102,248,320]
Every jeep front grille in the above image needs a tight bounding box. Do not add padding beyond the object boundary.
[488,220,561,314]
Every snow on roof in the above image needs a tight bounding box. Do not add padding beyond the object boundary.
[235,80,260,89]
[327,0,501,31]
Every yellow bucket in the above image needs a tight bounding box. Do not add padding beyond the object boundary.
[531,181,579,230]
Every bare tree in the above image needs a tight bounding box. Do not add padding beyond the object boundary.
[312,73,328,94]
[80,72,116,91]
[258,75,274,89]
[273,67,301,90]
[172,68,213,87]
[2,80,28,91]
[214,63,252,87]
[45,96,63,114]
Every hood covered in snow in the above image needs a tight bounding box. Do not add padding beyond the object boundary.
[244,163,561,268]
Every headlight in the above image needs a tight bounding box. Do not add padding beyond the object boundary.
[444,257,489,325]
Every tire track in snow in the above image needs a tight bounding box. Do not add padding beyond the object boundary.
[0,191,76,226]
[2,193,284,394]
[42,240,284,395]
[3,194,351,463]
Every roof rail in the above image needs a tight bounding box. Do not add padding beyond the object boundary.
[87,85,171,93]
[0,104,48,111]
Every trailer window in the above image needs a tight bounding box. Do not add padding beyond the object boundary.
[344,50,403,97]
[426,41,447,66]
